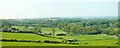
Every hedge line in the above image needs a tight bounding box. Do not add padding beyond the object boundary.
[1,39,79,45]
[43,40,61,44]
[1,39,41,43]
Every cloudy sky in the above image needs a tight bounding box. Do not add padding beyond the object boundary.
[0,0,119,19]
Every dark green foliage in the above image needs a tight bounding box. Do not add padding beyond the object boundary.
[56,33,66,36]
[51,41,61,44]
[2,39,42,43]
[0,17,118,35]
[84,43,88,44]
[43,40,51,43]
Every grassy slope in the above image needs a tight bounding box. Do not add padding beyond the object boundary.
[2,26,118,46]
[12,26,25,30]
[41,28,67,34]
[12,26,67,34]
[1,32,118,46]
[57,35,118,46]
[2,42,77,46]
[1,32,61,42]
[1,32,78,46]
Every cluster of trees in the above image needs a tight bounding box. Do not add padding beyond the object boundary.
[63,25,119,35]
[57,18,119,35]
[0,17,119,35]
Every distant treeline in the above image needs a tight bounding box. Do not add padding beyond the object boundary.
[0,17,119,35]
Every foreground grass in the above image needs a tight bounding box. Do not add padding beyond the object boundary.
[2,42,77,46]
[1,32,118,46]
[1,32,62,42]
[57,35,118,46]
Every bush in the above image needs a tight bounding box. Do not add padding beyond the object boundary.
[58,37,63,39]
[67,42,72,44]
[33,40,41,43]
[84,43,88,44]
[51,36,55,38]
[17,40,22,42]
[2,39,8,41]
[44,40,51,43]
[72,42,75,44]
[67,39,77,42]
[115,42,119,44]
[25,40,32,42]
[75,42,79,44]
[21,40,27,42]
[10,39,17,42]
[51,41,61,44]
[56,33,66,36]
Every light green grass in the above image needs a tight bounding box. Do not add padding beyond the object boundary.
[2,42,77,46]
[57,35,118,46]
[1,32,118,46]
[12,26,25,30]
[42,28,67,34]
[1,32,62,42]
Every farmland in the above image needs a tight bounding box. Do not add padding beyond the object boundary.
[1,31,118,46]
[0,17,119,46]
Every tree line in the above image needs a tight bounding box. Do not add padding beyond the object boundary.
[0,17,119,35]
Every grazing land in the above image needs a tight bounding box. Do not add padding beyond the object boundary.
[1,32,118,46]
[0,17,119,46]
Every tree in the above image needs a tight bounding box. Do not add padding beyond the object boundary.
[52,27,55,37]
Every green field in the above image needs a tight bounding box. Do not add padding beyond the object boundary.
[1,32,118,46]
[1,32,61,42]
[1,32,77,46]
[12,26,66,34]
[42,28,67,34]
[2,42,77,46]
[1,26,118,46]
[59,35,118,46]
[12,26,25,30]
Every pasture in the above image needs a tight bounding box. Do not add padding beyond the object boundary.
[12,26,25,30]
[1,32,61,42]
[1,32,118,46]
[1,26,118,46]
[41,28,67,34]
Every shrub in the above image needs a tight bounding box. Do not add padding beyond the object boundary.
[51,36,55,38]
[10,39,16,42]
[17,40,22,42]
[115,42,119,44]
[21,40,26,42]
[75,42,79,44]
[25,40,32,42]
[59,37,63,39]
[84,43,88,44]
[51,41,61,44]
[67,42,72,44]
[2,39,8,41]
[67,39,77,42]
[56,33,66,36]
[72,42,75,44]
[44,40,51,43]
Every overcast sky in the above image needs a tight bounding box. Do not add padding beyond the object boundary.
[0,0,119,19]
